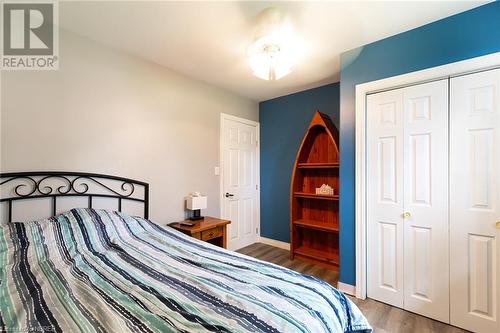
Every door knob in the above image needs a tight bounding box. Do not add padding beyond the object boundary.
[225,193,234,198]
[403,212,411,218]
[496,221,500,229]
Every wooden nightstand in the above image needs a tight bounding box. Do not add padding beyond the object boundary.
[169,217,231,249]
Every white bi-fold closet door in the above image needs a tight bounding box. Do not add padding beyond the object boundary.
[367,69,500,333]
[450,69,500,333]
[366,79,450,322]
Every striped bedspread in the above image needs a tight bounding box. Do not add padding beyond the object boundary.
[0,208,371,333]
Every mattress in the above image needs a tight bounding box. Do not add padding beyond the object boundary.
[0,208,371,332]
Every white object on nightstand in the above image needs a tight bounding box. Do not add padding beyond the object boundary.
[186,195,207,210]
[186,193,207,221]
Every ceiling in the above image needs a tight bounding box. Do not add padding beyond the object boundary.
[59,1,487,101]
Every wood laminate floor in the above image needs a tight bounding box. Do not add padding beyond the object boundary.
[237,243,468,333]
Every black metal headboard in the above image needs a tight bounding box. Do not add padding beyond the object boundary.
[0,171,149,222]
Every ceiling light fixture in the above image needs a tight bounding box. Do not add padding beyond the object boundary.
[248,8,301,81]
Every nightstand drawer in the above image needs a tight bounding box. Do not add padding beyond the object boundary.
[169,217,230,249]
[201,227,223,241]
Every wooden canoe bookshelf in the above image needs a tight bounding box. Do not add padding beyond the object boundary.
[290,111,340,270]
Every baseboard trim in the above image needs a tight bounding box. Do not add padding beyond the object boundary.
[257,236,290,250]
[337,282,356,296]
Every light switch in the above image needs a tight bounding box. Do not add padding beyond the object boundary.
[214,166,220,176]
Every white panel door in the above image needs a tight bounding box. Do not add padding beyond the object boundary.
[367,88,405,308]
[367,80,449,322]
[222,115,258,251]
[402,80,449,322]
[450,69,500,333]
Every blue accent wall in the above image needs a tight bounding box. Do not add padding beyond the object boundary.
[339,2,500,285]
[260,83,340,242]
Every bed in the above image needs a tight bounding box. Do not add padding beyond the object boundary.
[0,172,371,333]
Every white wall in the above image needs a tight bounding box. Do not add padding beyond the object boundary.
[0,30,258,224]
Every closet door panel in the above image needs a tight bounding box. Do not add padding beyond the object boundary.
[450,69,500,333]
[367,89,405,307]
[403,80,450,322]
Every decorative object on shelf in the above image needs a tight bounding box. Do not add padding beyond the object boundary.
[290,111,340,270]
[186,192,207,220]
[315,184,334,196]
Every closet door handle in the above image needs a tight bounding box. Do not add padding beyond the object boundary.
[225,193,234,198]
[496,221,500,229]
[402,212,411,218]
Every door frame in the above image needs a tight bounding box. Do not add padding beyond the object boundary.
[355,52,500,300]
[219,113,261,247]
